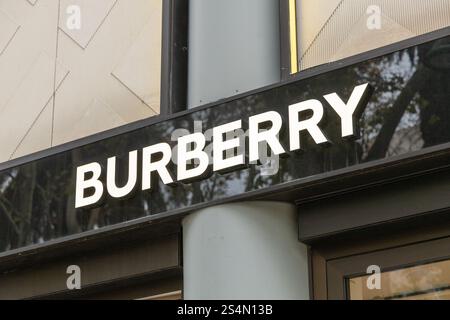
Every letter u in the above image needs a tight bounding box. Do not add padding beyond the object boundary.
[107,150,138,198]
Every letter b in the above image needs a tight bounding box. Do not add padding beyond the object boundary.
[177,133,209,181]
[75,162,104,209]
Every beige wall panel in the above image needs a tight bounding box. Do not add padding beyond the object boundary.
[65,98,125,141]
[332,13,416,62]
[59,0,118,49]
[8,59,69,160]
[53,0,160,146]
[105,73,158,124]
[297,0,450,70]
[0,0,162,161]
[296,0,342,54]
[112,6,162,113]
[0,9,19,55]
[0,52,68,162]
[0,0,59,120]
[13,101,53,159]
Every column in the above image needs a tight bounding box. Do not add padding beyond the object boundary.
[184,0,309,299]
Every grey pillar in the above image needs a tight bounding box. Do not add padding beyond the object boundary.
[184,0,309,299]
[183,202,310,299]
[188,0,281,108]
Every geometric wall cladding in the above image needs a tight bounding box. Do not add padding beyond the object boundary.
[297,0,450,70]
[59,0,118,49]
[66,97,125,140]
[331,13,416,62]
[112,3,162,114]
[0,0,163,161]
[0,52,69,162]
[0,9,20,55]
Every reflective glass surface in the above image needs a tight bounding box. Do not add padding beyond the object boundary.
[1,35,450,253]
[349,260,450,300]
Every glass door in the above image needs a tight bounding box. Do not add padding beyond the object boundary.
[349,259,450,300]
[311,231,450,299]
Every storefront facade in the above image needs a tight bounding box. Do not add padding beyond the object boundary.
[0,0,449,300]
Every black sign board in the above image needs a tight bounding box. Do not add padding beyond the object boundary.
[0,31,449,255]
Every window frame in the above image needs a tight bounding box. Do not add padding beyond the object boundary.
[279,0,298,80]
[160,0,189,115]
[310,219,450,299]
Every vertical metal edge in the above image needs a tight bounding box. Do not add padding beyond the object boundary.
[279,0,291,80]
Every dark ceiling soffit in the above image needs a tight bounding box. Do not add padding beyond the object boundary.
[31,267,183,300]
[0,218,182,272]
[299,207,450,245]
[0,26,449,172]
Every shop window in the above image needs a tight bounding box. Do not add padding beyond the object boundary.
[311,232,450,300]
[349,260,450,300]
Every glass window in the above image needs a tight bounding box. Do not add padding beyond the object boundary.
[288,0,450,74]
[349,259,450,300]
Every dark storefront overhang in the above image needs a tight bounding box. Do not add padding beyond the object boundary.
[0,27,450,272]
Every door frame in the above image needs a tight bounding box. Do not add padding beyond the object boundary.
[310,219,450,299]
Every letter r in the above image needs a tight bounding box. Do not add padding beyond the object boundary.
[289,99,328,151]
